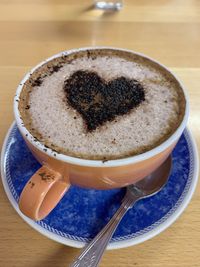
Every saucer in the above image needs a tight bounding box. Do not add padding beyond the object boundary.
[1,123,199,249]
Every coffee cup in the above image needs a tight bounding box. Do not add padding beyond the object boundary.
[14,47,189,220]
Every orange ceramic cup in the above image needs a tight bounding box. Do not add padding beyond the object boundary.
[14,47,189,221]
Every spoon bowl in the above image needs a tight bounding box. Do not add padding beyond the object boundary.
[128,156,172,200]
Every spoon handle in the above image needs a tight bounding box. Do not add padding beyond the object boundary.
[69,196,138,267]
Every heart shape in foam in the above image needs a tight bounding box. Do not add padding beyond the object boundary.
[63,70,145,131]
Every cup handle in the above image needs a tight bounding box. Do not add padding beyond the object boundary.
[19,166,70,221]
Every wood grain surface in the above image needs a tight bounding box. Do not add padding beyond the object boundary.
[0,1,200,266]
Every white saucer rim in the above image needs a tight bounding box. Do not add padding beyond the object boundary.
[1,122,199,250]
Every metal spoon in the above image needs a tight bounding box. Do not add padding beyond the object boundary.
[70,156,172,267]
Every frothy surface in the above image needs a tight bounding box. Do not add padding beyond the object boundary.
[19,49,185,160]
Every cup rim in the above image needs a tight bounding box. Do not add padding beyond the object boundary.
[14,46,189,167]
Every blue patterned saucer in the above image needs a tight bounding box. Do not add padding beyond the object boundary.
[1,123,199,249]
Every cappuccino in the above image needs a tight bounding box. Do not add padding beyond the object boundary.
[18,49,185,160]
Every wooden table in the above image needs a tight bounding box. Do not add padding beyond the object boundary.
[0,1,200,266]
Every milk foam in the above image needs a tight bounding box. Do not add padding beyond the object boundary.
[19,50,185,160]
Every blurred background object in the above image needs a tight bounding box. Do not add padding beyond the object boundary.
[94,0,123,10]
